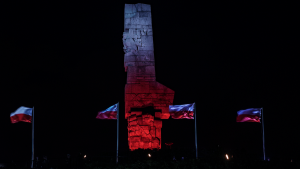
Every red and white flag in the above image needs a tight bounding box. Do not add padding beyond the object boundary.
[10,106,33,123]
[96,103,118,119]
[236,108,261,122]
[169,103,195,119]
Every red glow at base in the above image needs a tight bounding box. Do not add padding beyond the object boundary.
[123,3,175,151]
[125,81,175,150]
[127,112,164,150]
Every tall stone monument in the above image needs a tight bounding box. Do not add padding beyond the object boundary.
[123,3,175,150]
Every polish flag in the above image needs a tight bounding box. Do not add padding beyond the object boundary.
[96,103,118,119]
[169,103,194,119]
[236,108,261,122]
[10,106,33,123]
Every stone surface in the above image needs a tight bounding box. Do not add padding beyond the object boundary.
[124,3,175,151]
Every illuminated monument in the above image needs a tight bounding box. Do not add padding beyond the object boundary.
[123,3,175,151]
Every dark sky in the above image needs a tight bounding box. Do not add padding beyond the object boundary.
[1,1,297,162]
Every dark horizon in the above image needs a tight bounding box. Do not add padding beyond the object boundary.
[1,1,297,164]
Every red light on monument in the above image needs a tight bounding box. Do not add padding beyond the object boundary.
[123,3,175,151]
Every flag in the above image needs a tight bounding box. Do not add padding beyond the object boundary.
[96,103,118,119]
[10,106,33,123]
[236,108,261,122]
[169,103,194,119]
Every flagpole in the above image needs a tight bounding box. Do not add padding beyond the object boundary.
[261,107,265,160]
[31,106,34,168]
[116,102,119,164]
[194,102,198,159]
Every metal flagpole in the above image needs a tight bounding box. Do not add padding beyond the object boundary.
[194,102,198,159]
[261,107,265,160]
[116,102,119,164]
[31,106,34,168]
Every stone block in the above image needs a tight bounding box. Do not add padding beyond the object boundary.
[125,18,131,24]
[139,81,150,85]
[141,35,153,46]
[140,28,146,35]
[131,111,142,116]
[161,113,170,119]
[124,61,136,67]
[142,25,151,29]
[141,4,151,11]
[137,66,146,74]
[140,125,150,133]
[142,115,154,124]
[124,13,136,19]
[136,3,142,11]
[146,29,152,35]
[145,66,155,74]
[125,94,134,102]
[144,17,152,25]
[136,61,155,66]
[155,112,162,118]
[152,138,160,148]
[135,128,142,135]
[139,46,153,51]
[126,101,135,107]
[128,126,136,132]
[150,89,164,93]
[125,24,137,29]
[142,137,150,142]
[131,136,141,142]
[145,76,155,80]
[155,128,161,138]
[136,76,144,80]
[149,82,157,90]
[125,4,134,13]
[129,115,137,122]
[125,55,137,62]
[135,55,145,62]
[146,51,154,60]
[126,76,136,83]
[137,117,143,125]
[125,84,132,93]
[154,120,162,128]
[150,127,156,136]
[127,66,138,74]
[144,78,156,82]
[131,83,150,93]
[133,101,144,108]
[139,11,149,17]
[129,131,135,137]
[129,120,137,126]
[139,18,147,25]
[130,17,139,25]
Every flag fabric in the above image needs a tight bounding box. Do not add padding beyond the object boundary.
[169,103,194,119]
[236,108,261,122]
[96,103,118,119]
[10,106,33,123]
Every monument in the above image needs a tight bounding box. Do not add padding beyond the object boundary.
[123,3,175,151]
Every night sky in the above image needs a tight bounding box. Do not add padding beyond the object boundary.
[1,1,297,163]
